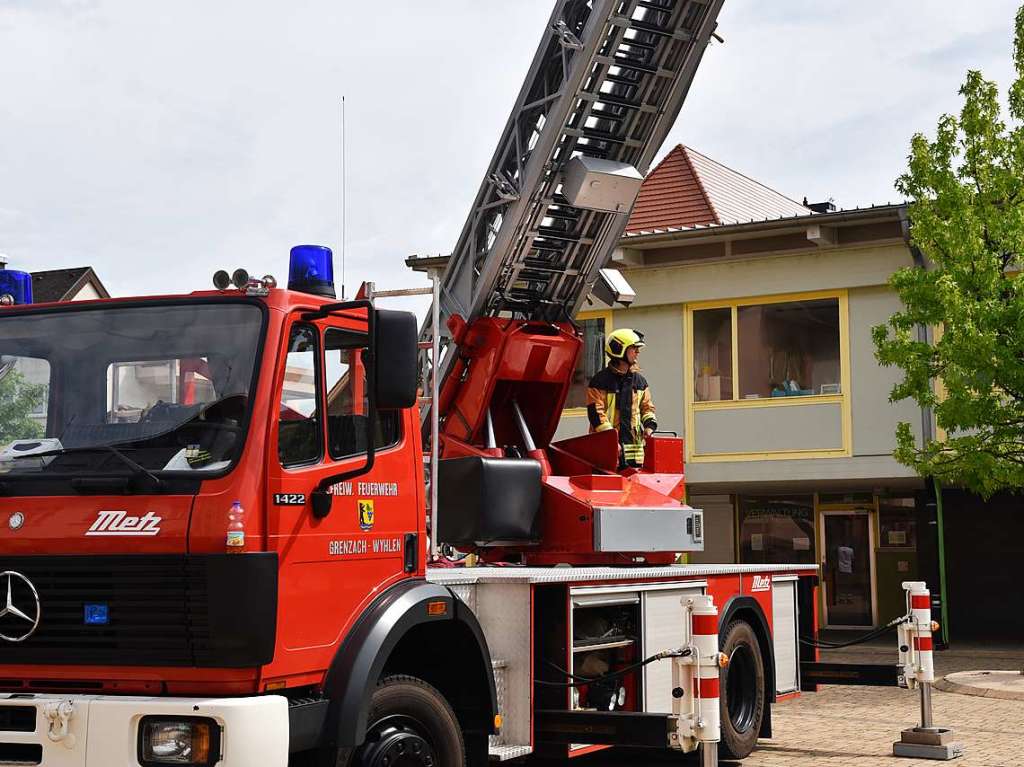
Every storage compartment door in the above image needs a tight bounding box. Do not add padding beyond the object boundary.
[772,578,800,694]
[642,586,704,713]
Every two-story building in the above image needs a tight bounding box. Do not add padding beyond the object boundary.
[409,147,1020,640]
[555,146,988,638]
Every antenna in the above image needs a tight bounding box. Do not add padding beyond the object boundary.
[341,96,347,300]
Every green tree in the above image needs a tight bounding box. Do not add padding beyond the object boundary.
[874,6,1024,497]
[0,368,46,445]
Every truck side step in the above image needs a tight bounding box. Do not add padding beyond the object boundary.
[535,710,675,748]
[287,697,329,753]
[800,662,903,687]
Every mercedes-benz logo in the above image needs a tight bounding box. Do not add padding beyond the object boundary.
[8,513,24,531]
[0,572,40,642]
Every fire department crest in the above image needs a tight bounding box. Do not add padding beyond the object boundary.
[358,500,375,531]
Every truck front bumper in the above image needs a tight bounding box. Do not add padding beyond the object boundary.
[0,692,288,766]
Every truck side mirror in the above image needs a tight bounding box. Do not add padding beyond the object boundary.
[374,309,418,410]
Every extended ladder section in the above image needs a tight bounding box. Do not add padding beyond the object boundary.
[424,0,725,387]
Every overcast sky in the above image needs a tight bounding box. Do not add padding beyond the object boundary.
[1,1,1020,307]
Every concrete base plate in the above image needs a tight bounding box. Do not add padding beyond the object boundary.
[899,727,956,746]
[893,740,964,760]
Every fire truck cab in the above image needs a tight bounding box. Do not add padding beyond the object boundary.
[0,267,500,766]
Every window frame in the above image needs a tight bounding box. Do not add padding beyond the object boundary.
[684,289,852,462]
[563,308,613,417]
[322,326,402,461]
[277,322,324,469]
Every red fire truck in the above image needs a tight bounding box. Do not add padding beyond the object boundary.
[0,2,822,766]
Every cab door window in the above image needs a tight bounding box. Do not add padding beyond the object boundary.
[324,327,401,459]
[278,325,322,466]
[324,327,369,459]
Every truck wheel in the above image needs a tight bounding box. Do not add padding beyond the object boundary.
[719,620,765,760]
[342,675,465,767]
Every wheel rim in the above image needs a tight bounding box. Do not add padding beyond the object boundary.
[358,714,438,767]
[726,644,758,733]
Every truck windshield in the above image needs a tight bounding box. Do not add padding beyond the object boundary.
[0,301,263,478]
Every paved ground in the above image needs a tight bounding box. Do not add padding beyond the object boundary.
[573,641,1024,767]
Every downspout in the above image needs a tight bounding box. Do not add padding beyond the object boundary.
[899,206,950,644]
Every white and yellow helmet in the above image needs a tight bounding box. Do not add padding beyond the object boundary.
[605,328,645,360]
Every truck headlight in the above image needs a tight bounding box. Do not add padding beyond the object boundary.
[138,716,220,766]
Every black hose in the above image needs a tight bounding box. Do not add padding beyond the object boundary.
[800,614,909,649]
[534,648,691,688]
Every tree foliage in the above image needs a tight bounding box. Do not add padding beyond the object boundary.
[0,368,45,446]
[874,6,1024,496]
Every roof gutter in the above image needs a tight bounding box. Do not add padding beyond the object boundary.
[623,204,905,247]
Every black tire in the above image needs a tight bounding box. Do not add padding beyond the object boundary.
[337,675,465,767]
[719,620,766,760]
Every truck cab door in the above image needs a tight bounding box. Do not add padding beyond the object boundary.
[263,313,420,677]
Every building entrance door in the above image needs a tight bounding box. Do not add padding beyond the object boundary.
[820,509,876,628]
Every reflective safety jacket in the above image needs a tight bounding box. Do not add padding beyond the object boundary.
[586,365,657,466]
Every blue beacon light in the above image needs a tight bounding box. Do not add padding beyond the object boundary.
[288,245,336,298]
[0,270,33,306]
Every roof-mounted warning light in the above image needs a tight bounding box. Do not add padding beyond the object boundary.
[0,270,33,306]
[288,245,336,298]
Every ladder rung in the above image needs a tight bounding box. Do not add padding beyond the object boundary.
[636,0,678,11]
[617,39,659,53]
[602,71,643,86]
[583,91,644,110]
[607,56,660,75]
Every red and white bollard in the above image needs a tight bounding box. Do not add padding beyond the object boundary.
[672,594,722,766]
[893,581,963,760]
[899,581,935,695]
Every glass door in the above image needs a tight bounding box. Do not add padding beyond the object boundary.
[819,509,876,628]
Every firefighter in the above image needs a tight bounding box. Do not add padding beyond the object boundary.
[586,328,657,467]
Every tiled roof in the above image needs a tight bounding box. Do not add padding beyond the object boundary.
[625,145,717,233]
[32,267,108,302]
[625,145,809,234]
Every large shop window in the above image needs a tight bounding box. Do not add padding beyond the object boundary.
[692,297,841,402]
[565,316,608,410]
[738,495,816,565]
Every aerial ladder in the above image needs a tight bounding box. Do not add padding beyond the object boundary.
[429,0,724,334]
[407,0,726,565]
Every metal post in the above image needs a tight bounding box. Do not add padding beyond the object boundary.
[485,409,497,450]
[429,270,441,562]
[701,741,717,767]
[920,682,934,730]
[511,401,536,452]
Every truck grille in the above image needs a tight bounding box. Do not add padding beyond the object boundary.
[0,706,34,732]
[0,554,277,668]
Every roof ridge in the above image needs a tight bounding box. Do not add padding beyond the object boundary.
[645,143,685,178]
[682,145,808,209]
[679,145,721,226]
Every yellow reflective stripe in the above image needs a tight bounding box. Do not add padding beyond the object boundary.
[623,443,645,462]
[595,423,614,433]
[606,393,617,427]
